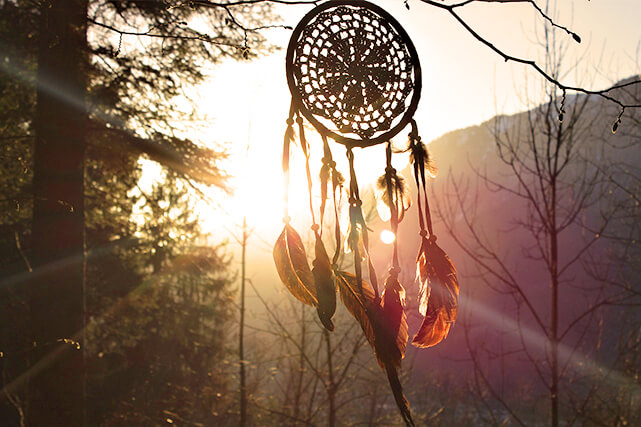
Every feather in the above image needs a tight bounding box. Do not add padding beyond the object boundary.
[337,271,414,427]
[380,275,409,367]
[320,161,345,205]
[273,224,317,306]
[376,172,411,221]
[335,271,376,349]
[385,363,415,427]
[336,273,408,369]
[312,235,336,331]
[371,284,413,427]
[409,140,437,179]
[345,203,367,260]
[412,237,459,348]
[345,222,365,260]
[332,168,345,189]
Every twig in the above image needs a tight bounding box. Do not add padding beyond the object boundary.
[417,0,641,111]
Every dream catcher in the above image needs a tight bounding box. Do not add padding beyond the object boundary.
[273,1,459,425]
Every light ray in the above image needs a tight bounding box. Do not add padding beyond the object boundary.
[463,294,641,394]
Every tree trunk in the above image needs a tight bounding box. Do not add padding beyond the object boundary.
[550,225,559,427]
[324,330,336,427]
[549,128,561,427]
[239,218,247,426]
[28,0,88,424]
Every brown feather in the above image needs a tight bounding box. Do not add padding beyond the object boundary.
[335,271,376,349]
[273,224,317,306]
[313,235,336,331]
[374,278,413,427]
[336,271,414,426]
[412,237,459,348]
[380,275,409,367]
[385,364,415,427]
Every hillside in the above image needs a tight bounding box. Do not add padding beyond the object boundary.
[384,79,641,417]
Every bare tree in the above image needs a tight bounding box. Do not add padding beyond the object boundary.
[432,19,641,426]
[247,275,402,426]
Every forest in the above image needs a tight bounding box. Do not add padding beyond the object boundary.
[1,0,640,426]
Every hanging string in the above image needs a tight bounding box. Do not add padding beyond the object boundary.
[407,120,460,350]
[409,119,434,238]
[296,114,318,232]
[331,176,342,266]
[319,135,332,233]
[282,101,296,224]
[346,148,380,299]
[347,147,360,202]
[319,135,345,265]
[384,142,401,275]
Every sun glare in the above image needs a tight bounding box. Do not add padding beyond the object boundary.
[380,229,396,245]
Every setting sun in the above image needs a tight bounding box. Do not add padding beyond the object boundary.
[380,229,396,245]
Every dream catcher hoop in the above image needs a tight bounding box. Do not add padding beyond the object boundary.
[285,0,421,147]
[274,2,459,425]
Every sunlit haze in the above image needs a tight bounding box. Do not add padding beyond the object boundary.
[9,1,641,423]
[171,0,639,242]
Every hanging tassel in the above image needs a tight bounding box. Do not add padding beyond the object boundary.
[274,103,318,306]
[282,103,295,223]
[346,200,367,259]
[312,231,336,331]
[376,172,411,222]
[336,144,414,426]
[297,114,318,228]
[408,120,459,348]
[274,104,320,309]
[343,147,414,423]
[330,168,344,266]
[319,138,331,229]
[379,142,408,362]
[319,135,344,234]
[345,148,379,297]
[379,143,414,427]
[376,142,411,224]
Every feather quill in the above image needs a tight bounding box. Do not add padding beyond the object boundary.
[412,237,459,348]
[273,224,317,306]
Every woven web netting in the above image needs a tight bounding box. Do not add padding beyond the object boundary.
[291,5,417,140]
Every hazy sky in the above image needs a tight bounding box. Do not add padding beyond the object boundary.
[168,0,641,362]
[189,0,640,246]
